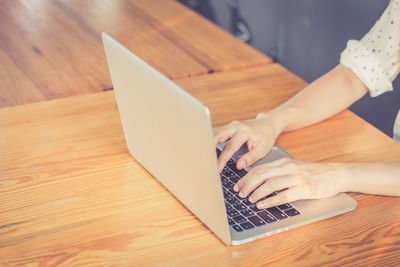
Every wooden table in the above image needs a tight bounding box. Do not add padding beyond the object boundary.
[0,0,270,108]
[0,0,399,266]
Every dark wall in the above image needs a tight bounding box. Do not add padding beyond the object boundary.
[179,0,400,138]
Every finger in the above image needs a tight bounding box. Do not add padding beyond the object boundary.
[249,174,301,203]
[262,157,293,168]
[218,131,249,172]
[236,144,269,170]
[213,121,240,146]
[255,185,307,209]
[236,165,294,198]
[214,130,232,147]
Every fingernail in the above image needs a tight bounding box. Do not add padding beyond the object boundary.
[238,161,246,169]
[233,185,239,192]
[257,203,264,209]
[238,192,243,198]
[249,196,254,203]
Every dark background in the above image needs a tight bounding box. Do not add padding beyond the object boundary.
[179,0,400,138]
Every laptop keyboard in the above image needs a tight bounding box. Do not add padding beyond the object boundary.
[217,149,300,232]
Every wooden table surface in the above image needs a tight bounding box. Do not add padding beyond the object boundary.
[0,0,270,108]
[1,64,400,266]
[1,0,399,266]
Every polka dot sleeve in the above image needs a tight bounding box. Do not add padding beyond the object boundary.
[340,0,400,97]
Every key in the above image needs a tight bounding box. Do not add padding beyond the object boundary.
[267,207,288,220]
[227,197,240,205]
[240,222,255,230]
[233,203,247,211]
[228,164,248,177]
[222,168,236,178]
[228,209,239,217]
[240,209,254,217]
[232,224,243,232]
[249,205,259,212]
[284,208,300,217]
[229,176,240,183]
[223,191,230,198]
[242,198,253,206]
[248,215,266,226]
[278,203,292,210]
[225,202,233,211]
[233,215,247,224]
[257,211,277,223]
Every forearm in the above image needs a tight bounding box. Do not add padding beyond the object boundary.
[260,64,368,135]
[341,162,400,196]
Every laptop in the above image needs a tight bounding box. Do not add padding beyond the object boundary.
[102,32,357,245]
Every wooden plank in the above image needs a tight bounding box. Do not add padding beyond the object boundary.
[0,0,271,108]
[55,0,271,75]
[0,64,399,266]
[132,0,272,72]
[0,48,45,107]
[0,0,112,106]
[54,0,208,77]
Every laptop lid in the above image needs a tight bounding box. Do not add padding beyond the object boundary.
[102,33,231,245]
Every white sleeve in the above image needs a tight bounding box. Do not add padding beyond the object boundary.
[340,0,400,97]
[394,111,400,142]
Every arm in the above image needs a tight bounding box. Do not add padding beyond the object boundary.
[215,1,400,206]
[215,64,368,171]
[260,63,368,136]
[345,162,400,196]
[215,63,400,208]
[234,160,400,209]
[216,64,399,207]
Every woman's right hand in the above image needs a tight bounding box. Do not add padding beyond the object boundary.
[213,113,281,173]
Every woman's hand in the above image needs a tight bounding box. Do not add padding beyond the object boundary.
[214,114,281,173]
[234,158,349,209]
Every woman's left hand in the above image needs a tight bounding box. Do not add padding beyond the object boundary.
[234,158,350,209]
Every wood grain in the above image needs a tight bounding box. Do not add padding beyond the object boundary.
[0,0,113,105]
[131,0,271,72]
[1,64,399,266]
[0,49,45,106]
[0,0,271,108]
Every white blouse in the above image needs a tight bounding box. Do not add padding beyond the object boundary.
[340,0,400,142]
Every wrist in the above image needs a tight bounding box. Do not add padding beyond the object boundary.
[335,163,355,193]
[256,106,299,137]
[255,112,282,141]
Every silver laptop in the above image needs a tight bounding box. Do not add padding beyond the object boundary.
[102,32,357,245]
